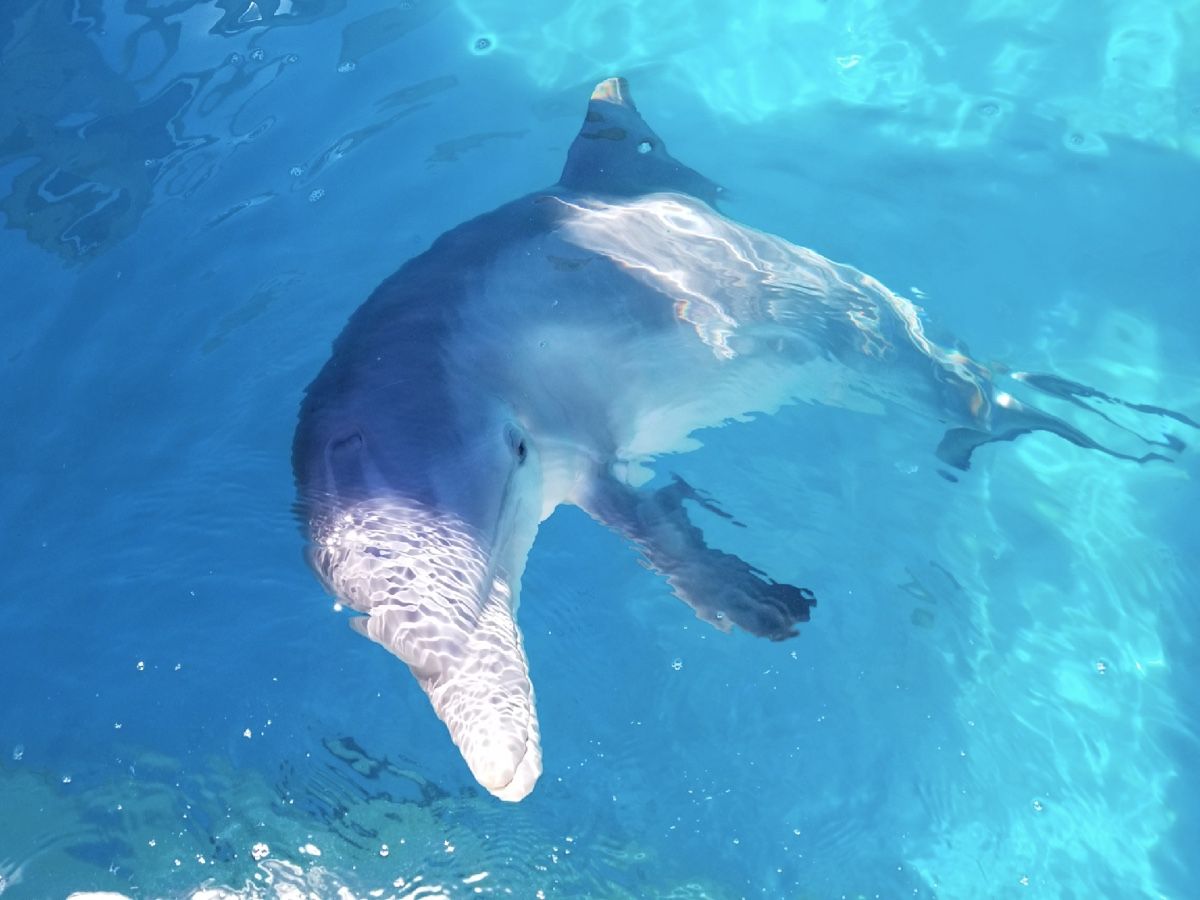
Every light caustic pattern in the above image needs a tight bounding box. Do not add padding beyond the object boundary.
[903,307,1193,897]
[457,0,1200,155]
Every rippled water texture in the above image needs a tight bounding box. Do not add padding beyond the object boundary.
[1,1,1199,898]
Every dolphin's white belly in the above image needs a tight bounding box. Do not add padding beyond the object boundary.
[513,316,886,502]
[613,348,886,460]
[475,190,941,489]
[492,192,913,491]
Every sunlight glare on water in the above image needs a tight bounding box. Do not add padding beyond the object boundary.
[457,0,1200,154]
[0,1,1198,898]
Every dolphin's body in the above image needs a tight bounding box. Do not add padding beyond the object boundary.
[293,78,1192,801]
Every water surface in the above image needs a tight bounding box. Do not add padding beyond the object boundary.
[1,1,1198,897]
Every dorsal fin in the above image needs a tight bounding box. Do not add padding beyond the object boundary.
[558,77,721,204]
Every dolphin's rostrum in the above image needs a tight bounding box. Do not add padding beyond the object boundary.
[293,78,1192,801]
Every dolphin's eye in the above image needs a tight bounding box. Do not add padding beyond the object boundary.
[506,426,528,465]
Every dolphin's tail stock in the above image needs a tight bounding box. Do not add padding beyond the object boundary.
[311,501,542,802]
[935,368,1198,471]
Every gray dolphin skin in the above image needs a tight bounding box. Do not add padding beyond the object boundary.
[293,77,1193,802]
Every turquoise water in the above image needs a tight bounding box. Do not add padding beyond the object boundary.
[2,1,1199,897]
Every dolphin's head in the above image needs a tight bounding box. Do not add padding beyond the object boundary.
[294,384,545,800]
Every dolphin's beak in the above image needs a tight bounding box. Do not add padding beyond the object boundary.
[411,573,542,801]
[351,573,541,801]
[320,501,542,801]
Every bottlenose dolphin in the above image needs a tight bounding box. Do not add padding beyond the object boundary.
[293,77,1193,801]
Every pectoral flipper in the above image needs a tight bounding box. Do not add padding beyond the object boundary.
[579,472,815,640]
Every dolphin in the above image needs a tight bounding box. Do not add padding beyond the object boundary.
[292,77,1193,802]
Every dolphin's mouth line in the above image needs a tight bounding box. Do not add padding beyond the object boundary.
[490,711,533,793]
[478,450,523,614]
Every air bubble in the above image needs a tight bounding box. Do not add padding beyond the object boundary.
[289,165,303,177]
[308,188,325,203]
[637,140,652,154]
[251,49,265,61]
[978,102,999,117]
[470,34,497,55]
[671,658,683,671]
[337,60,356,73]
[1063,131,1107,155]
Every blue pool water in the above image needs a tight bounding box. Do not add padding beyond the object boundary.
[2,1,1199,897]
